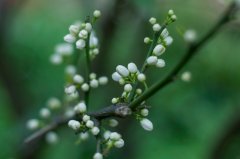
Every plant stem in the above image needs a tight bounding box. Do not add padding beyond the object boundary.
[85,33,91,106]
[129,2,236,109]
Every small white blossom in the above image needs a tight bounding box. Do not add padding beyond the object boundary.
[98,76,108,85]
[109,119,119,127]
[65,65,77,76]
[64,34,76,43]
[68,120,81,130]
[184,29,197,43]
[74,102,87,113]
[141,109,149,117]
[110,132,121,141]
[124,84,132,92]
[76,39,86,49]
[55,43,73,56]
[26,119,39,130]
[156,59,166,68]
[65,85,76,95]
[127,63,138,73]
[144,37,151,44]
[89,73,96,80]
[66,91,79,101]
[112,72,122,82]
[79,29,88,39]
[69,24,80,35]
[90,79,99,88]
[153,44,165,56]
[168,9,174,16]
[116,65,129,77]
[85,23,92,32]
[91,127,100,135]
[82,115,90,122]
[146,56,158,65]
[50,54,62,65]
[47,97,61,109]
[111,98,118,104]
[73,74,84,84]
[104,131,111,139]
[80,132,89,140]
[86,120,94,128]
[93,152,103,159]
[40,108,51,118]
[164,36,173,46]
[140,118,153,131]
[46,132,58,144]
[93,10,101,18]
[137,73,146,82]
[153,23,161,32]
[181,71,191,82]
[81,83,90,91]
[149,17,157,25]
[114,139,125,148]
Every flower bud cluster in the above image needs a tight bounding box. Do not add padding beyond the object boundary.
[135,107,153,131]
[50,43,74,65]
[103,131,125,149]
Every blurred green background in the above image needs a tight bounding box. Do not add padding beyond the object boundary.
[1,0,240,159]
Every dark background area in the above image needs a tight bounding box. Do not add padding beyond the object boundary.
[0,0,240,159]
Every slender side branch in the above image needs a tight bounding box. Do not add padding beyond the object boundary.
[129,2,237,109]
[85,33,91,106]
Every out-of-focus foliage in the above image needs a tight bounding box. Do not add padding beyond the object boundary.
[0,0,240,159]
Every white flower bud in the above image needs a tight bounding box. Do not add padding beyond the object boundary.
[116,65,129,77]
[80,132,89,140]
[153,44,165,56]
[161,28,169,38]
[79,29,88,39]
[73,74,84,84]
[149,17,157,25]
[68,120,81,130]
[93,10,101,18]
[111,98,118,104]
[85,23,92,32]
[146,56,158,65]
[65,85,76,95]
[127,63,138,73]
[184,29,197,43]
[140,108,149,117]
[156,59,166,68]
[64,34,76,43]
[46,132,58,144]
[181,71,191,82]
[47,97,61,109]
[92,48,99,55]
[86,120,94,128]
[93,152,103,159]
[64,108,75,118]
[82,115,90,122]
[112,72,121,82]
[114,139,125,148]
[90,34,98,47]
[98,76,108,85]
[136,88,142,95]
[50,54,62,65]
[109,119,119,127]
[124,84,132,92]
[55,43,73,56]
[69,25,80,35]
[144,37,151,44]
[168,9,174,16]
[76,39,86,49]
[65,65,76,76]
[119,78,125,85]
[171,15,177,21]
[91,127,100,136]
[89,73,97,79]
[90,79,99,88]
[110,132,121,141]
[137,73,146,82]
[26,119,39,130]
[81,83,90,91]
[140,118,153,131]
[164,36,173,46]
[153,24,161,32]
[104,131,111,139]
[74,102,87,113]
[40,108,51,118]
